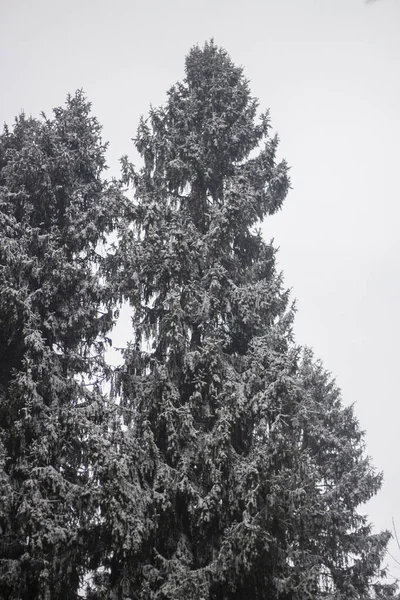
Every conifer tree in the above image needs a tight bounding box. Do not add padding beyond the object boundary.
[0,92,118,599]
[108,41,391,599]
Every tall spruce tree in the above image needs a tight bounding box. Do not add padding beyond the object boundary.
[108,41,391,600]
[0,92,119,599]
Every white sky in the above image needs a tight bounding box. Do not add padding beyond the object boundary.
[2,0,400,580]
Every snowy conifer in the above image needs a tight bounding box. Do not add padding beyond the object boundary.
[0,92,117,599]
[107,41,391,599]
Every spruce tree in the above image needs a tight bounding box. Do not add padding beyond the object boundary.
[108,41,391,600]
[0,92,118,599]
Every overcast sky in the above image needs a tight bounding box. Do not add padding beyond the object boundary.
[2,0,400,579]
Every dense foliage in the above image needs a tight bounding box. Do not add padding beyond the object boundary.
[0,92,118,599]
[106,41,391,599]
[0,43,392,600]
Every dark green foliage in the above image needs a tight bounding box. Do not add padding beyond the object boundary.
[106,41,391,599]
[0,92,117,599]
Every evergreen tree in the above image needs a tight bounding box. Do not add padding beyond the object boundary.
[0,92,118,599]
[108,41,391,599]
